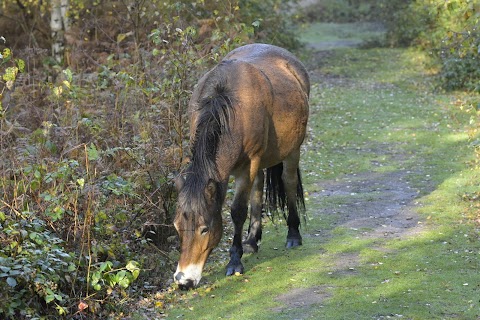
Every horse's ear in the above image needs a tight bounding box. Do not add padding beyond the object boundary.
[205,179,217,202]
[174,175,185,191]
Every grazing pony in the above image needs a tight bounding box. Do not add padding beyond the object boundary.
[173,43,309,290]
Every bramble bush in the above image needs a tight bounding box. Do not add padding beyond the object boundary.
[0,212,74,317]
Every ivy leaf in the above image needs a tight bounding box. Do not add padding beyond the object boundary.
[67,263,76,272]
[0,265,10,273]
[116,270,127,282]
[45,294,55,304]
[126,260,140,279]
[63,68,73,83]
[99,261,113,272]
[15,58,25,72]
[6,276,17,287]
[125,260,139,272]
[117,33,128,44]
[29,231,38,241]
[87,143,99,161]
[118,277,130,288]
[2,48,11,60]
[76,178,85,189]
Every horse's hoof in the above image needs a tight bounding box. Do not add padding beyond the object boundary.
[286,238,302,248]
[226,263,244,276]
[242,240,259,253]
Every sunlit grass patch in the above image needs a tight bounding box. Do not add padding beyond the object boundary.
[300,22,385,50]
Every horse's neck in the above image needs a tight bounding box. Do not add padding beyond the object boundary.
[215,136,242,183]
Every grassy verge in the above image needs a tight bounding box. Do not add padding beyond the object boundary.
[152,28,480,319]
[300,22,385,50]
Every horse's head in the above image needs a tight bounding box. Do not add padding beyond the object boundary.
[173,177,223,290]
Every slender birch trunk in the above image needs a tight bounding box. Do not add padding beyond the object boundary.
[51,0,70,63]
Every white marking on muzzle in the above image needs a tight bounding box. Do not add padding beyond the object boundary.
[174,263,203,288]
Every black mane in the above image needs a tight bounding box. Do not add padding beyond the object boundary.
[190,83,234,181]
[178,82,235,215]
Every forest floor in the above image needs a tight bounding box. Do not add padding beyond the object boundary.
[126,23,480,319]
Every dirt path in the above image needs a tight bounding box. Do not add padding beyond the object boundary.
[275,170,428,313]
[315,169,430,241]
[274,46,432,316]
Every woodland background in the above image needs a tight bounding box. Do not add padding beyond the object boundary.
[0,0,478,318]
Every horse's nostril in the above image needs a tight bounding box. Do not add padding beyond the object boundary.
[178,279,194,291]
[174,272,184,281]
[174,272,195,289]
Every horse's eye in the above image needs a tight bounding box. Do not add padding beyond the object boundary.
[200,226,209,235]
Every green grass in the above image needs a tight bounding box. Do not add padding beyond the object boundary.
[300,22,385,49]
[149,24,480,319]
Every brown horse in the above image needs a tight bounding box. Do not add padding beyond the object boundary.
[173,43,309,290]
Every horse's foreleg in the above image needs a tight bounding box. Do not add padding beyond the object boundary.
[243,170,264,253]
[283,152,303,248]
[226,175,251,276]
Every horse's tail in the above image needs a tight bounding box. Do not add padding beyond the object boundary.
[265,163,306,221]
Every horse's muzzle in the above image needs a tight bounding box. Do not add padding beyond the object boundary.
[174,272,194,290]
[174,265,202,290]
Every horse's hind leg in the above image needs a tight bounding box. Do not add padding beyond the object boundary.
[283,151,303,248]
[243,170,264,253]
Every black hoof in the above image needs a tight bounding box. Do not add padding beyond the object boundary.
[286,238,302,248]
[226,263,244,276]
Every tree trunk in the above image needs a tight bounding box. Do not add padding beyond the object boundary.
[51,0,70,63]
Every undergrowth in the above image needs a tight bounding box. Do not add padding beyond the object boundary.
[0,0,302,318]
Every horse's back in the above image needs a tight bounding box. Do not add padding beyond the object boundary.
[223,43,310,97]
[190,43,310,172]
[225,44,310,167]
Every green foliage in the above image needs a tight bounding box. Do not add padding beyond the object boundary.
[0,212,74,318]
[88,260,140,292]
[440,48,480,92]
[236,0,303,50]
[0,47,25,115]
[377,0,479,92]
[433,2,479,92]
[375,0,428,47]
[0,59,148,316]
[152,0,301,51]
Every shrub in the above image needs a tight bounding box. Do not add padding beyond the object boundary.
[378,0,479,92]
[0,212,74,318]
